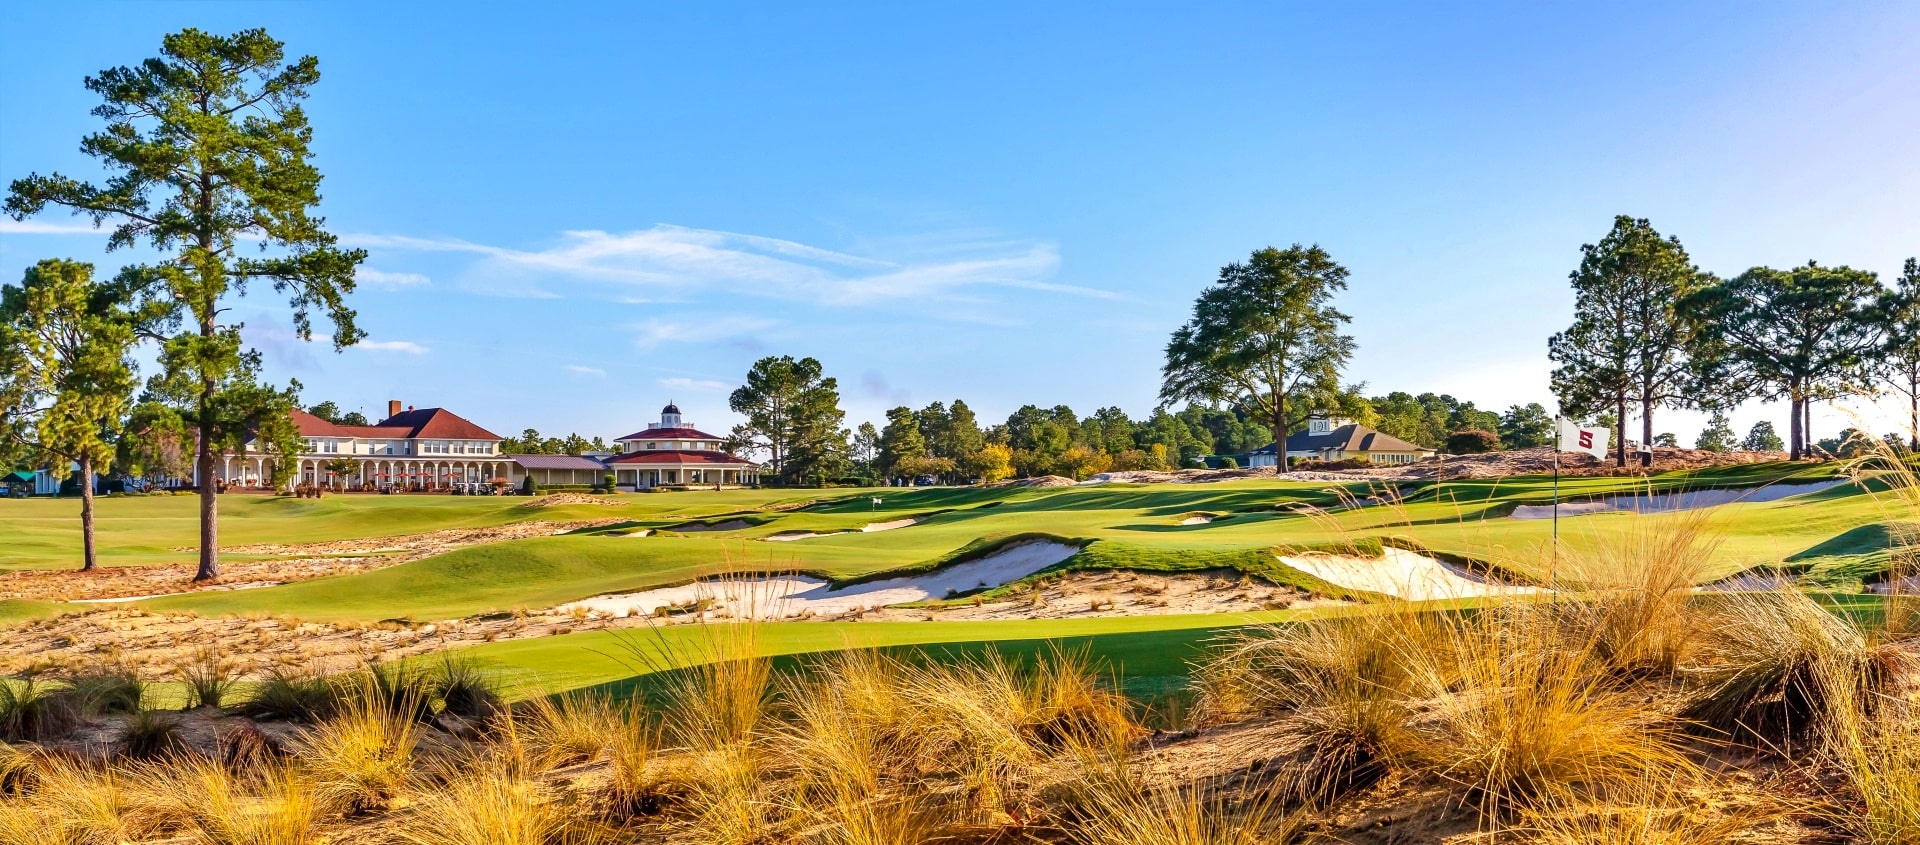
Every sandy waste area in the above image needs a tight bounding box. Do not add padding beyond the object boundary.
[1509,478,1847,520]
[558,540,1082,619]
[0,519,624,603]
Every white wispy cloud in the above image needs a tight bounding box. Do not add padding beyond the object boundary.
[0,219,103,235]
[566,364,608,377]
[345,224,1108,306]
[356,268,431,289]
[659,376,732,392]
[629,316,777,349]
[357,339,430,354]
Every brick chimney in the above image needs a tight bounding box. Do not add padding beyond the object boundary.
[387,399,402,419]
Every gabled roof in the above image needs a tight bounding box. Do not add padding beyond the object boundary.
[288,407,502,441]
[289,409,413,438]
[507,454,609,471]
[1282,424,1428,454]
[604,449,757,467]
[380,407,503,441]
[614,426,723,441]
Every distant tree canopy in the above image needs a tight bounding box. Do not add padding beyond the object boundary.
[1680,262,1886,459]
[499,429,604,455]
[1550,217,1709,467]
[1694,412,1735,452]
[1161,245,1356,450]
[728,355,849,486]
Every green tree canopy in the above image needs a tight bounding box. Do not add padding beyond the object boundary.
[728,355,848,486]
[1679,262,1885,459]
[0,259,140,570]
[1878,258,1920,449]
[1549,217,1709,467]
[1694,412,1735,452]
[6,28,363,580]
[1160,245,1356,447]
[1742,420,1784,452]
[1498,403,1554,449]
[877,406,926,480]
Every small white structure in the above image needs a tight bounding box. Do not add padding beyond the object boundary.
[1249,413,1436,468]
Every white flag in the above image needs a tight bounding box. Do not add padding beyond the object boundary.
[1557,419,1609,459]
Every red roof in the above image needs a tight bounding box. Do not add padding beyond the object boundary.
[604,449,757,466]
[289,409,412,438]
[288,407,501,441]
[380,407,503,441]
[614,426,723,441]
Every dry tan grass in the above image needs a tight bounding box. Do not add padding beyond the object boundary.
[290,689,421,816]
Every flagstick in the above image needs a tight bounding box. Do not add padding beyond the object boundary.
[1551,416,1561,588]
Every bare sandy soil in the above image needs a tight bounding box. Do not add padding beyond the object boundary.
[860,568,1348,622]
[1,519,624,603]
[0,568,1346,681]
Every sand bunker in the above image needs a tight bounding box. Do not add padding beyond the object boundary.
[559,540,1082,620]
[762,516,929,542]
[764,531,834,542]
[667,519,754,533]
[1510,479,1847,521]
[1277,548,1544,601]
[1179,514,1215,526]
[519,493,625,508]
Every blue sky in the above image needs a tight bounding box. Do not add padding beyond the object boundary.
[4,2,1919,444]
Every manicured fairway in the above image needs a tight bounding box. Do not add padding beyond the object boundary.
[437,608,1326,700]
[121,462,1896,624]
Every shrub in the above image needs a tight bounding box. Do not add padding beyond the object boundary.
[0,674,82,742]
[240,668,344,723]
[120,710,186,760]
[1681,589,1901,745]
[67,664,145,716]
[1445,429,1500,454]
[520,475,537,496]
[293,691,422,815]
[150,759,320,845]
[1216,456,1240,469]
[175,645,236,709]
[434,657,502,721]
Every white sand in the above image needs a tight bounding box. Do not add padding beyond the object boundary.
[1179,515,1214,526]
[1277,548,1544,601]
[1510,479,1847,521]
[863,516,926,532]
[621,529,653,538]
[557,540,1082,620]
[1869,575,1920,595]
[764,531,834,542]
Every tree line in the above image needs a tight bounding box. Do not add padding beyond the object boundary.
[1550,215,1920,464]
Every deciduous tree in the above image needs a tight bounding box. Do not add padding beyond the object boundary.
[1161,245,1355,447]
[6,29,365,581]
[0,259,139,570]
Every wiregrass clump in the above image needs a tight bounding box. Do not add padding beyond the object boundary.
[291,689,422,815]
[1682,588,1901,745]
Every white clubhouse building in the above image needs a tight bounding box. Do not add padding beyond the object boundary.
[599,403,761,489]
[160,398,764,493]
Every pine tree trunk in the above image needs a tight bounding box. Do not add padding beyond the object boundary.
[195,408,219,582]
[1909,379,1917,452]
[79,453,97,572]
[1789,395,1803,461]
[1615,396,1628,467]
[1640,400,1654,468]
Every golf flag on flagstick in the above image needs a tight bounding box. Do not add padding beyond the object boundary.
[1558,419,1609,459]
